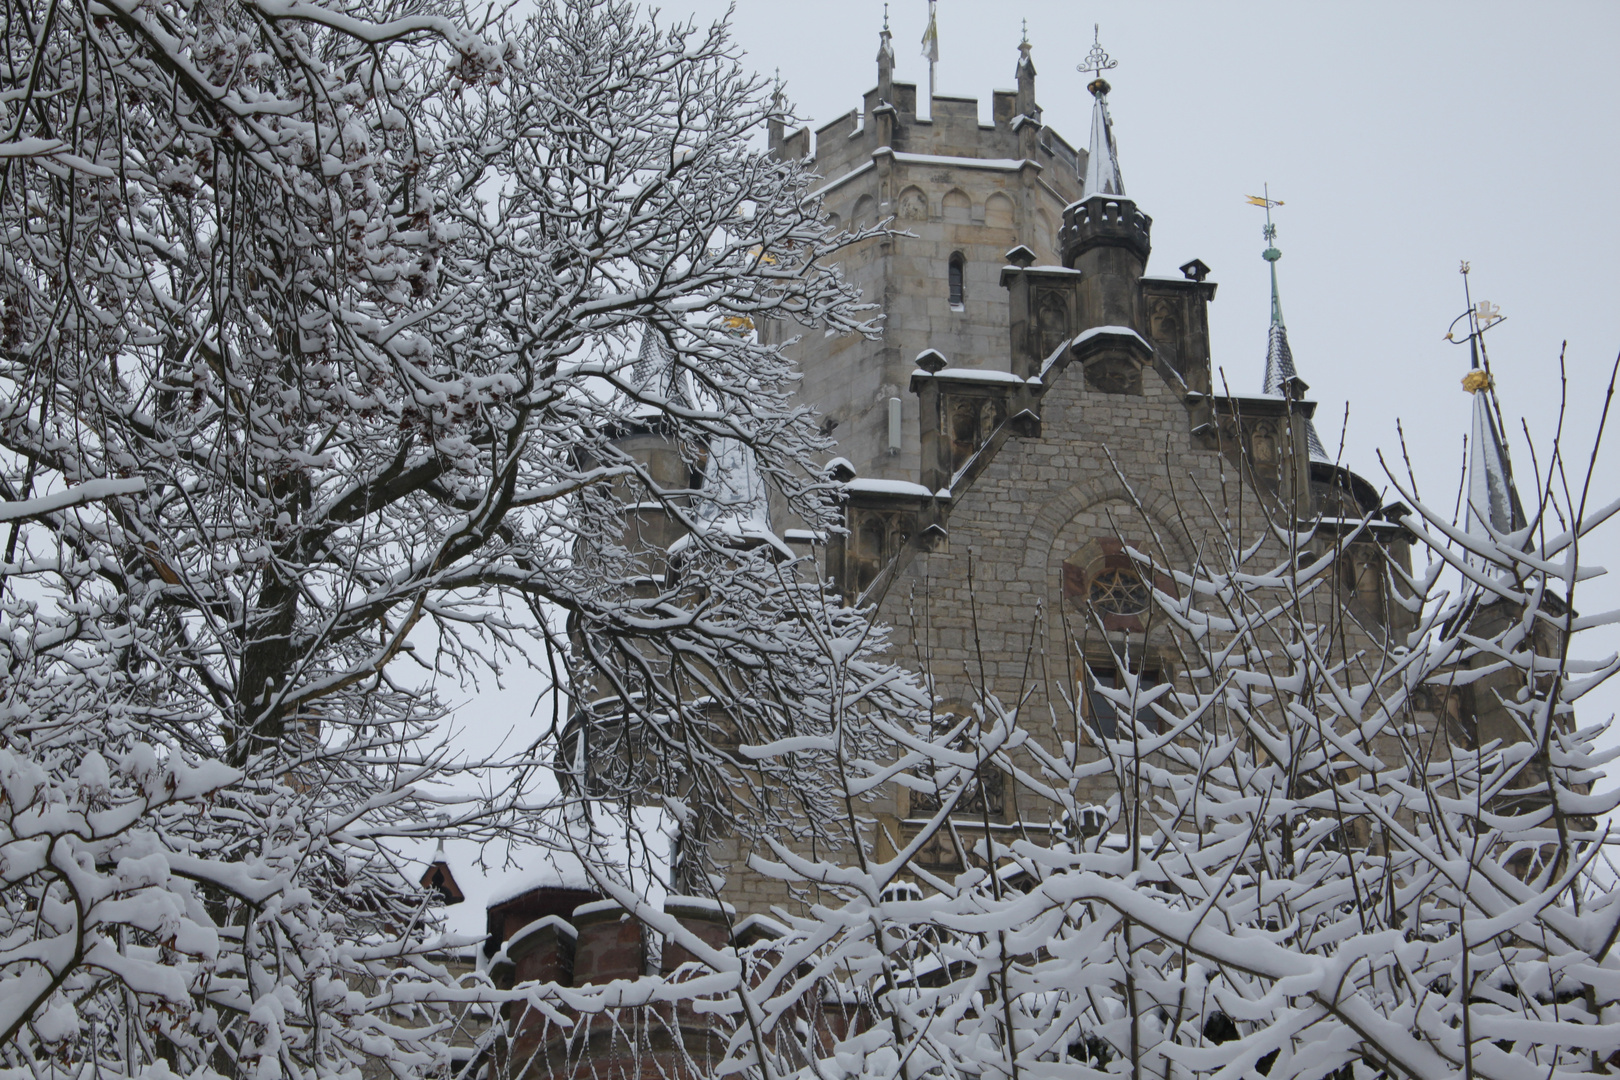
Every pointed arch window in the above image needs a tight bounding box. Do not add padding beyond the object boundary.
[948,252,965,309]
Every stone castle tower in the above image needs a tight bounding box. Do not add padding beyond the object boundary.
[478,30,1547,1061]
[745,28,1415,892]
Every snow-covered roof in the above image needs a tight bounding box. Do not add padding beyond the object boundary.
[486,804,677,911]
[823,456,855,477]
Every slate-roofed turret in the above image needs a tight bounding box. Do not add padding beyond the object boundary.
[1251,193,1328,461]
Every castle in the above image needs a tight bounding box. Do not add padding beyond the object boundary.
[475,23,1533,1073]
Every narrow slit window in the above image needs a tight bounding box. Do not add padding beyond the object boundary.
[948,252,965,308]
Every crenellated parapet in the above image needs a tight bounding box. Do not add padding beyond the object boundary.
[1061,193,1151,264]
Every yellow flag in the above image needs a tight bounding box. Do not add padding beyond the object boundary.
[921,2,939,63]
[1246,195,1283,207]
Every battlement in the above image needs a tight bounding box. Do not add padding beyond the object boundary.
[1061,193,1152,265]
[772,81,1084,187]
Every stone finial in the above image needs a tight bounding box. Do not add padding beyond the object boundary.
[915,348,949,374]
[1016,31,1038,121]
[768,73,785,152]
[1004,245,1036,268]
[877,10,895,99]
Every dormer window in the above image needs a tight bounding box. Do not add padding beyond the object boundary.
[948,252,965,309]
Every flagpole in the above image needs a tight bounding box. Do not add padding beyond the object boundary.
[922,0,938,102]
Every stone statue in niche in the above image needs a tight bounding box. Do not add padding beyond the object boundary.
[946,395,1005,472]
[1036,288,1069,362]
[1149,296,1181,369]
[1250,421,1277,467]
[847,509,913,594]
[1149,297,1180,344]
[949,399,979,472]
[897,188,927,221]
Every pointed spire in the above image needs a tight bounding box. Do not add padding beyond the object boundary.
[631,326,664,388]
[1078,26,1123,197]
[1455,265,1526,540]
[1466,375,1526,538]
[419,842,464,906]
[1248,189,1328,461]
[630,327,688,408]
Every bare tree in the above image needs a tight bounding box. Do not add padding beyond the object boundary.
[0,0,918,1074]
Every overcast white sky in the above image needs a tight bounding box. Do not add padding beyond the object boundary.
[435,1,1620,936]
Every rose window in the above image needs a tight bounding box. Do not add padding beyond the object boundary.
[1088,568,1150,616]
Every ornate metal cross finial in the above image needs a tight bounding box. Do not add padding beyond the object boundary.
[1021,18,1028,45]
[1078,24,1118,81]
[883,2,889,31]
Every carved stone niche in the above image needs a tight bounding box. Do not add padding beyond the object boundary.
[1140,277,1216,395]
[1000,264,1081,379]
[1146,295,1182,371]
[1070,326,1153,397]
[944,393,1005,473]
[1035,287,1071,363]
[845,506,915,596]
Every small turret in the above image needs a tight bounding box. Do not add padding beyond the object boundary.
[1062,30,1150,334]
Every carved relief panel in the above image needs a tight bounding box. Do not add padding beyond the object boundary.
[1083,355,1143,396]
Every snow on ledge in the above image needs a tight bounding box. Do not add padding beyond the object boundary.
[846,478,936,498]
[664,895,737,915]
[805,160,875,201]
[734,913,789,941]
[1072,325,1152,350]
[1001,264,1082,276]
[507,915,578,954]
[890,151,1028,171]
[573,898,630,919]
[923,367,1026,383]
